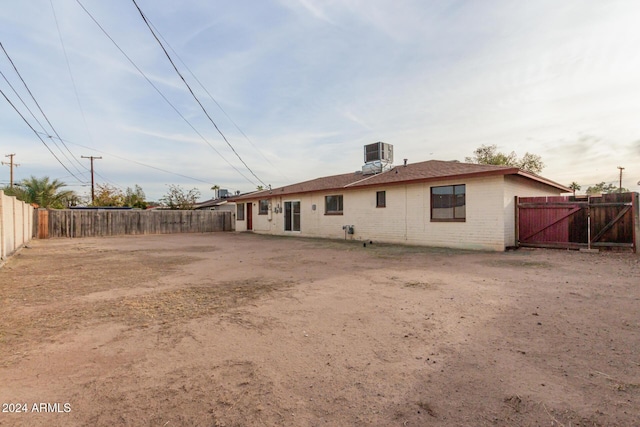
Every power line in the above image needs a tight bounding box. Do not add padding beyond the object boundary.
[49,0,98,162]
[74,0,258,187]
[38,132,216,185]
[5,21,123,193]
[146,18,290,184]
[0,41,87,178]
[0,87,84,182]
[94,171,124,190]
[0,69,91,183]
[130,0,267,188]
[0,68,49,135]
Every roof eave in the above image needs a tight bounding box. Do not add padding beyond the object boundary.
[229,167,571,200]
[344,167,520,190]
[515,170,572,192]
[231,168,521,200]
[228,189,271,202]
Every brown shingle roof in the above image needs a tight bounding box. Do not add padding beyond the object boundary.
[231,160,570,200]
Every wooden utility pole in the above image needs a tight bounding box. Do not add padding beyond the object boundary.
[617,166,625,193]
[1,153,19,187]
[81,155,102,203]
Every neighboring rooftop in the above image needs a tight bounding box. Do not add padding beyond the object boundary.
[193,198,230,210]
[231,160,571,201]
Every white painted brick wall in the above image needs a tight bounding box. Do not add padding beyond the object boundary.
[238,175,565,251]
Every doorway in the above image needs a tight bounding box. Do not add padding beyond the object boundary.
[284,201,300,232]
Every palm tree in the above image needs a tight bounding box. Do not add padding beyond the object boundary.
[211,184,220,199]
[569,182,581,197]
[20,176,75,208]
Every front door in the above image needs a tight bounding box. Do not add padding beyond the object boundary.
[247,203,253,230]
[284,201,300,231]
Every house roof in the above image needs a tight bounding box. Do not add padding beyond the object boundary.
[193,198,230,209]
[231,160,571,201]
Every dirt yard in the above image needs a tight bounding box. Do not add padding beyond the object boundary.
[0,233,638,426]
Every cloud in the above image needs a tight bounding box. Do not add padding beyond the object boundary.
[3,0,640,199]
[291,0,336,24]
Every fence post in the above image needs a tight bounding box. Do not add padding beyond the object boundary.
[0,190,5,260]
[633,192,639,254]
[11,194,17,253]
[32,206,37,238]
[587,198,592,251]
[514,196,519,248]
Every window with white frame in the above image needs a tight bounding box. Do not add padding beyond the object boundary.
[237,203,245,221]
[259,199,269,215]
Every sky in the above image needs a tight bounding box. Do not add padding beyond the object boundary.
[1,0,639,202]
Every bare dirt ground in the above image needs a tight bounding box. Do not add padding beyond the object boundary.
[0,233,638,427]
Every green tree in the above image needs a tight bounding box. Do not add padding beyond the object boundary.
[124,185,147,209]
[569,182,581,197]
[16,176,75,208]
[517,152,545,174]
[92,183,125,207]
[63,193,83,207]
[465,144,544,174]
[585,182,629,195]
[160,184,200,210]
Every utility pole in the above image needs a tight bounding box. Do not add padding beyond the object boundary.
[617,166,625,193]
[1,153,19,187]
[81,155,102,203]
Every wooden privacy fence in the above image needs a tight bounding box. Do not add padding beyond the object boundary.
[35,209,233,239]
[517,192,639,252]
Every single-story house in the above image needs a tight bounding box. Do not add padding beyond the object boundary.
[230,159,571,251]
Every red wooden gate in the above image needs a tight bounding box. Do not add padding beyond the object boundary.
[517,192,638,252]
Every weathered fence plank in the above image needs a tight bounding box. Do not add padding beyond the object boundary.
[518,192,638,252]
[37,209,232,238]
[37,209,49,239]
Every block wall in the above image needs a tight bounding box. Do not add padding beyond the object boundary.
[238,175,566,251]
[0,190,34,261]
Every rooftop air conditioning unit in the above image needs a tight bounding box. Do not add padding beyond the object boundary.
[364,142,393,164]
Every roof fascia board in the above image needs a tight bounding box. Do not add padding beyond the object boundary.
[514,170,572,192]
[230,167,569,200]
[233,168,518,200]
[344,168,517,191]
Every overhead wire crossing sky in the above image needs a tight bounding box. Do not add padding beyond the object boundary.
[130,0,268,189]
